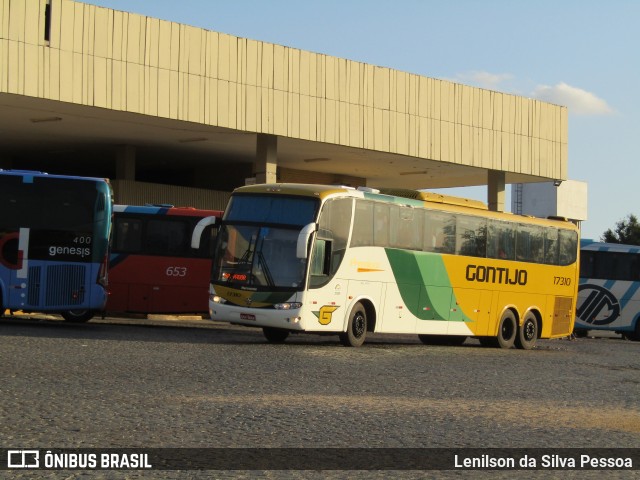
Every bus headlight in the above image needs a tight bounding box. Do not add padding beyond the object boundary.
[274,302,302,310]
[211,295,226,304]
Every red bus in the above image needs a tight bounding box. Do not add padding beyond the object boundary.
[107,204,222,315]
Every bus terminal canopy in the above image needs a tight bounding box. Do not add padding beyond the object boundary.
[0,0,568,192]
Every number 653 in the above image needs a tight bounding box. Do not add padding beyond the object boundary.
[166,266,187,277]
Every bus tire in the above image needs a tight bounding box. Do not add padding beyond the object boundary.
[515,312,538,350]
[487,310,516,349]
[418,334,466,346]
[626,321,640,341]
[497,310,517,348]
[61,310,94,323]
[263,327,289,343]
[339,303,367,347]
[573,329,589,338]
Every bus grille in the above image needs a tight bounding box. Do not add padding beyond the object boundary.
[552,296,573,336]
[28,266,41,305]
[44,265,87,307]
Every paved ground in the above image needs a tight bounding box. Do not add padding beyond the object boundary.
[1,313,639,479]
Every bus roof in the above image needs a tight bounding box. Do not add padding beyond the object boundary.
[0,169,109,183]
[581,240,640,253]
[232,183,578,230]
[114,204,223,217]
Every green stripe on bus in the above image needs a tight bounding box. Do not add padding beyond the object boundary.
[385,249,469,322]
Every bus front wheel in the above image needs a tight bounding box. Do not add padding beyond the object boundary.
[625,321,640,341]
[339,303,367,347]
[263,327,289,343]
[61,310,94,323]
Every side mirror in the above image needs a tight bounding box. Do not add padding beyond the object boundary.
[296,222,317,259]
[191,216,217,249]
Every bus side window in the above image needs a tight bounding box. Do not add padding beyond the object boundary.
[146,219,188,255]
[351,200,373,247]
[516,224,544,263]
[558,230,578,266]
[580,251,594,277]
[374,203,390,247]
[309,238,332,288]
[456,215,486,258]
[318,198,351,275]
[631,254,640,280]
[114,218,142,253]
[544,228,559,265]
[425,211,456,254]
[487,220,514,260]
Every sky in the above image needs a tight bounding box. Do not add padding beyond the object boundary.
[81,0,640,240]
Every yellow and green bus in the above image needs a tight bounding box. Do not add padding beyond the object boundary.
[208,183,579,348]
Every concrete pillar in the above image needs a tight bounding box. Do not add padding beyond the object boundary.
[254,134,277,184]
[116,145,136,180]
[488,170,506,212]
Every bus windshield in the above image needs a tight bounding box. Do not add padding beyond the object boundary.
[0,175,106,231]
[214,225,306,288]
[224,194,318,226]
[213,194,319,290]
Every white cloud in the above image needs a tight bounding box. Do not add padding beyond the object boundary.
[449,73,613,116]
[453,71,514,90]
[531,82,613,116]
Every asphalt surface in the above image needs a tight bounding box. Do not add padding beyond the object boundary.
[1,313,639,479]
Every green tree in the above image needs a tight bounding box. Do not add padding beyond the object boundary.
[602,214,640,245]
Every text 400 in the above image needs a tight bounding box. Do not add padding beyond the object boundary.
[73,236,92,244]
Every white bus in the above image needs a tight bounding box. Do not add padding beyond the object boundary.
[575,240,640,340]
[208,183,579,348]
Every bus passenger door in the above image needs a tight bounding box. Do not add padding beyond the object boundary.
[379,282,418,334]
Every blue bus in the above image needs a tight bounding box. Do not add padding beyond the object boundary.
[0,170,112,322]
[575,240,640,340]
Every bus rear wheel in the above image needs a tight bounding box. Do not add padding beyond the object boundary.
[263,327,289,343]
[339,303,367,347]
[515,312,538,350]
[61,310,94,323]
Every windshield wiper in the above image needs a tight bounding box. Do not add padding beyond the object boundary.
[256,251,274,287]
